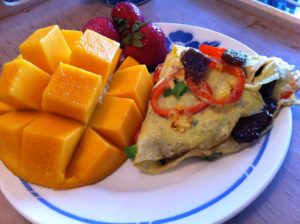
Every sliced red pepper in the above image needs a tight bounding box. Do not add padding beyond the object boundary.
[280,90,293,99]
[150,74,209,118]
[199,44,226,59]
[153,63,163,84]
[187,61,246,105]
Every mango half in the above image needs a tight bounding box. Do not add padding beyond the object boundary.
[0,25,153,189]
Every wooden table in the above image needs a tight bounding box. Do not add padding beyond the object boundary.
[0,0,299,223]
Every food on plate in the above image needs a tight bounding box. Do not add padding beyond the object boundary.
[82,2,167,69]
[122,22,168,69]
[107,64,154,115]
[111,1,145,27]
[133,44,300,174]
[82,17,120,42]
[0,25,152,189]
[19,25,71,74]
[69,29,122,85]
[90,96,143,149]
[0,101,13,115]
[42,62,102,123]
[61,29,83,49]
[117,56,139,71]
[0,58,50,110]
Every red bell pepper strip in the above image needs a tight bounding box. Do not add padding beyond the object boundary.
[187,61,246,105]
[150,73,209,118]
[153,63,163,84]
[199,44,226,59]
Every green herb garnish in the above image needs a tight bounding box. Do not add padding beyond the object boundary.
[202,151,223,161]
[163,88,173,97]
[124,144,138,159]
[172,81,188,98]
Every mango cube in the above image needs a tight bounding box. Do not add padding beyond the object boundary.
[108,65,153,115]
[19,25,71,74]
[90,96,143,149]
[0,111,39,174]
[63,128,126,188]
[0,59,51,110]
[0,101,13,115]
[117,56,139,71]
[20,113,84,188]
[69,29,121,85]
[61,30,83,49]
[42,62,102,123]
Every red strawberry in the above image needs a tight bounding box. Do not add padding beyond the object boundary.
[82,17,120,42]
[123,22,168,69]
[111,2,144,30]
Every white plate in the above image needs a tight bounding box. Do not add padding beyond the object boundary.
[0,23,292,224]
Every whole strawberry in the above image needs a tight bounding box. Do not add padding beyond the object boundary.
[82,17,120,42]
[111,2,144,31]
[123,22,168,69]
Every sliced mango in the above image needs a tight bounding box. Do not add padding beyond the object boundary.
[0,101,13,115]
[19,25,71,74]
[69,29,121,85]
[117,56,139,71]
[61,30,83,50]
[63,128,126,188]
[0,59,51,110]
[108,65,153,115]
[42,62,102,123]
[0,111,39,174]
[20,113,85,188]
[90,96,143,149]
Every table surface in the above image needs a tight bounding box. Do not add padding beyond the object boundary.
[0,0,300,223]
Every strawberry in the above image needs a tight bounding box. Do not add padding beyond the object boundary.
[82,17,120,42]
[123,22,168,69]
[111,2,144,33]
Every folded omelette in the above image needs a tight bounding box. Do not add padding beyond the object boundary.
[134,44,300,174]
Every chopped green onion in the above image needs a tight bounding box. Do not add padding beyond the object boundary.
[163,88,173,97]
[124,144,137,159]
[202,151,223,161]
[172,81,188,98]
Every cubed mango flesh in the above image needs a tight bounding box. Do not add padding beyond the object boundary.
[0,111,39,174]
[42,62,102,123]
[108,65,153,115]
[117,56,139,71]
[19,25,71,74]
[0,59,51,110]
[0,101,13,115]
[61,30,83,50]
[90,96,143,149]
[20,113,85,188]
[69,29,121,85]
[63,128,126,188]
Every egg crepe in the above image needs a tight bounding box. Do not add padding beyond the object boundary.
[134,45,300,174]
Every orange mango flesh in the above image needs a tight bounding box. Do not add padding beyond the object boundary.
[61,30,83,50]
[19,25,71,74]
[63,128,126,188]
[42,62,102,124]
[20,113,85,188]
[90,96,143,149]
[108,65,154,115]
[0,59,51,110]
[0,26,154,189]
[69,29,121,85]
[117,56,139,71]
[0,101,13,115]
[0,111,39,175]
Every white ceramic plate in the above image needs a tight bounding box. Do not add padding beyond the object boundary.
[0,23,292,224]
